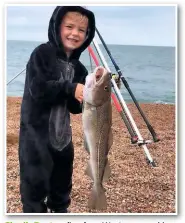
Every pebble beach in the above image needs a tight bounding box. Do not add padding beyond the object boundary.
[6,96,176,214]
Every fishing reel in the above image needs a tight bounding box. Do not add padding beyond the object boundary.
[111,73,121,89]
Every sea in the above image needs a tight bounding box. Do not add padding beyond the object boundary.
[6,40,176,104]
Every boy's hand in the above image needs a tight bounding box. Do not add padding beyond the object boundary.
[75,83,84,103]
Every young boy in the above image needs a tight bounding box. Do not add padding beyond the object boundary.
[18,6,95,213]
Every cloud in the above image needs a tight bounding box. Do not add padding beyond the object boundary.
[7,16,28,26]
[6,5,176,46]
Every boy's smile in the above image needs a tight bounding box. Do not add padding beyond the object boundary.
[60,12,89,56]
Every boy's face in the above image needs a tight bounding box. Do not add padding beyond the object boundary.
[60,12,89,55]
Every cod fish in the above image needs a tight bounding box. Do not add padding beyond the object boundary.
[82,66,113,210]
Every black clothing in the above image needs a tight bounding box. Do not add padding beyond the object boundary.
[20,142,74,213]
[18,6,95,213]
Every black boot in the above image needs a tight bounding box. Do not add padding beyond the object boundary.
[48,208,68,213]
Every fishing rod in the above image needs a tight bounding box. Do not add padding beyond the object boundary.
[92,38,156,167]
[7,68,26,85]
[95,28,159,143]
[88,46,138,144]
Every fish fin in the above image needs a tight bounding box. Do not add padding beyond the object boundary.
[82,101,84,113]
[88,185,107,210]
[105,128,113,157]
[108,128,113,152]
[84,135,90,154]
[103,159,111,182]
[102,129,112,182]
[85,160,93,180]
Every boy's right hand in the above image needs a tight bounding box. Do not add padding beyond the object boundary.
[75,83,84,103]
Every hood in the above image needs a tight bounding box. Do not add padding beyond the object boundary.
[48,6,95,60]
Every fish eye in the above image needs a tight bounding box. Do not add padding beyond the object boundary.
[104,86,108,91]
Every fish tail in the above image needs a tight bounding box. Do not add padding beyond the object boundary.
[88,184,107,210]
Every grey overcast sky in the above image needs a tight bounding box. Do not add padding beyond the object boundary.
[6,5,176,46]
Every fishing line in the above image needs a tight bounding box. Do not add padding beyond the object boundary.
[7,68,26,85]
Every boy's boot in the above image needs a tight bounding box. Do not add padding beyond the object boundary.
[48,208,68,213]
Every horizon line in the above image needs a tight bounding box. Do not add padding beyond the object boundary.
[6,39,175,48]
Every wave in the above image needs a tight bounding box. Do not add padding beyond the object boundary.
[154,100,175,105]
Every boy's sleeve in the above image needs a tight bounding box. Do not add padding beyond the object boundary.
[28,44,77,104]
[67,66,88,114]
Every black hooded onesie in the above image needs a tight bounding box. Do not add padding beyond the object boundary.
[18,6,95,213]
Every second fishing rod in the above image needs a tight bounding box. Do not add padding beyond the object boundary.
[95,27,159,143]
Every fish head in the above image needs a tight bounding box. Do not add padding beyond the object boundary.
[83,66,111,106]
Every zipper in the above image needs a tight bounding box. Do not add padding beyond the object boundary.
[66,60,70,80]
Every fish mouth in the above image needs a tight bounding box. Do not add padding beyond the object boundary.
[94,67,106,84]
[85,66,108,89]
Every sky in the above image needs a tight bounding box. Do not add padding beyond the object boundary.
[6,5,176,46]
